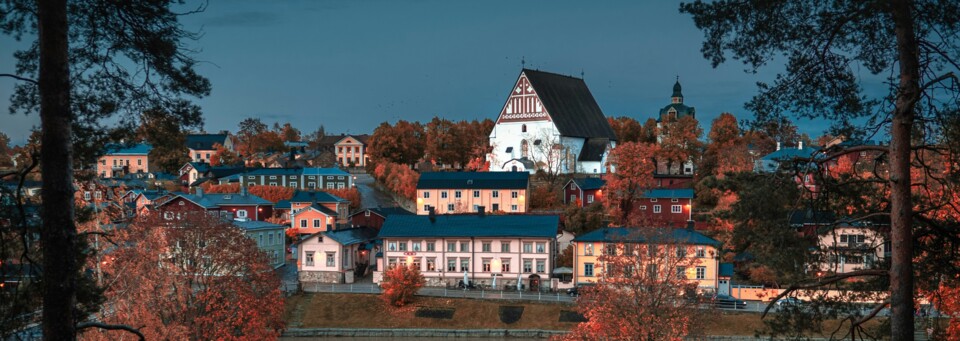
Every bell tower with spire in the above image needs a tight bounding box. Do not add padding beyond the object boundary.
[658,77,696,123]
[671,77,684,104]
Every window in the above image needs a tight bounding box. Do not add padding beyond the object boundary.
[195,153,200,160]
[536,242,545,253]
[326,252,335,267]
[426,258,436,271]
[300,220,307,228]
[511,205,518,211]
[441,191,448,199]
[640,205,647,210]
[653,205,662,213]
[523,242,533,253]
[512,191,518,198]
[585,243,594,256]
[137,159,142,166]
[473,190,480,198]
[569,194,577,203]
[696,266,706,279]
[584,263,594,277]
[237,210,248,218]
[448,242,456,252]
[625,244,635,255]
[178,201,185,206]
[483,259,491,272]
[606,244,617,256]
[460,242,469,252]
[305,252,315,266]
[536,260,545,273]
[268,233,273,245]
[460,258,469,272]
[270,176,277,179]
[482,242,491,252]
[672,205,682,213]
[388,242,397,251]
[411,257,421,270]
[164,212,174,220]
[492,190,499,198]
[388,258,397,269]
[521,124,527,132]
[445,203,453,211]
[412,241,421,251]
[491,203,499,212]
[426,242,436,251]
[448,259,457,272]
[423,205,430,212]
[84,192,91,200]
[671,198,679,202]
[523,259,532,273]
[696,247,705,258]
[587,194,594,203]
[455,191,462,198]
[676,266,687,279]
[676,246,687,258]
[398,242,407,251]
[501,260,510,273]
[501,242,510,253]
[423,191,430,198]
[313,219,320,228]
[94,191,102,200]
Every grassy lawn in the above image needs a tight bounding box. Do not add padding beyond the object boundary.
[285,292,890,338]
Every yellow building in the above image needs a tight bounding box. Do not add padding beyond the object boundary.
[572,227,722,293]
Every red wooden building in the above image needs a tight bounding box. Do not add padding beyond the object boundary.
[563,178,606,207]
[155,187,274,221]
[348,206,414,230]
[632,188,694,228]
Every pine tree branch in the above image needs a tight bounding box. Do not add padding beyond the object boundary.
[760,269,888,318]
[75,322,145,341]
[0,73,38,85]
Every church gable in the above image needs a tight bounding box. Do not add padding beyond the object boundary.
[496,73,552,124]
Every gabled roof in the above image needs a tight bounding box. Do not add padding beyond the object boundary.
[324,227,379,246]
[334,134,371,145]
[244,168,303,176]
[289,190,347,203]
[379,214,559,239]
[570,178,606,191]
[160,192,272,209]
[185,134,229,151]
[574,227,720,247]
[642,188,694,199]
[658,103,696,121]
[349,206,414,218]
[234,220,286,231]
[760,146,821,162]
[181,162,211,174]
[417,171,529,190]
[521,69,617,140]
[103,143,152,155]
[293,203,338,217]
[578,138,610,162]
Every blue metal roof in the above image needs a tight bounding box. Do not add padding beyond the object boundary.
[104,143,153,155]
[168,192,273,208]
[185,134,229,151]
[574,227,720,247]
[302,167,350,176]
[349,206,414,218]
[572,177,605,190]
[324,227,379,246]
[417,171,529,190]
[719,263,734,277]
[760,146,821,162]
[245,168,302,176]
[234,220,286,231]
[289,190,347,203]
[642,188,694,199]
[378,214,559,239]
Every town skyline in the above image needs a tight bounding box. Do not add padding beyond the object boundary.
[0,0,889,144]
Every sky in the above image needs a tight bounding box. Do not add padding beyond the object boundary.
[0,0,877,145]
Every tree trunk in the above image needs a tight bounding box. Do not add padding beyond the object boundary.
[37,0,77,339]
[889,0,920,339]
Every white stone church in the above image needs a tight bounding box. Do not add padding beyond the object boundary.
[487,69,618,174]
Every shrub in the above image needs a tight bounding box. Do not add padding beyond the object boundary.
[380,265,425,307]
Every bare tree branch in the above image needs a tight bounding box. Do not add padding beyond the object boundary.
[76,321,145,341]
[761,269,889,318]
[0,73,38,85]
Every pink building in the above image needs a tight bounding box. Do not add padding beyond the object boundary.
[416,172,529,215]
[374,214,559,291]
[96,143,152,178]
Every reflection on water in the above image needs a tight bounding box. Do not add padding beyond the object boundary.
[282,338,516,341]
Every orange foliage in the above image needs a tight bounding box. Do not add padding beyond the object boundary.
[927,283,960,340]
[604,142,659,226]
[326,188,362,211]
[87,214,284,340]
[380,265,425,307]
[372,162,419,201]
[248,185,295,203]
[202,183,240,193]
[529,183,563,210]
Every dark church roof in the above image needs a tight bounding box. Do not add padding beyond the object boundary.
[185,134,229,151]
[659,81,695,122]
[523,69,617,140]
[578,138,610,162]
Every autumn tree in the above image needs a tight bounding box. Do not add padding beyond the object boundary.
[604,142,659,226]
[380,264,425,307]
[656,115,703,175]
[367,120,425,167]
[209,143,241,166]
[424,117,458,167]
[0,132,13,168]
[237,118,284,157]
[562,203,606,235]
[565,228,708,340]
[607,116,644,143]
[1,1,211,338]
[681,1,960,338]
[326,187,362,211]
[86,214,283,340]
[138,107,201,174]
[278,122,301,142]
[248,185,295,203]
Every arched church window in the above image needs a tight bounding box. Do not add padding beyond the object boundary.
[521,124,527,133]
[521,140,529,158]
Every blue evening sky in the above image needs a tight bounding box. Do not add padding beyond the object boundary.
[1,0,883,145]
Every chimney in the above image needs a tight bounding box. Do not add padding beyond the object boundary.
[686,220,695,231]
[428,206,436,222]
[478,206,485,217]
[798,141,803,150]
[776,142,781,151]
[196,187,204,198]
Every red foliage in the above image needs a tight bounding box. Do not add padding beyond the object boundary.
[372,161,419,201]
[325,188,362,210]
[529,183,564,210]
[380,265,425,307]
[85,214,284,340]
[202,183,240,194]
[927,283,960,340]
[248,185,295,203]
[604,142,659,226]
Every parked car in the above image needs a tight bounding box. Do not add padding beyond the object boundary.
[712,294,747,310]
[775,297,804,310]
[567,283,595,297]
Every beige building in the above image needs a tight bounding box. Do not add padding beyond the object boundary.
[96,143,152,178]
[415,172,529,215]
[333,134,370,167]
[573,227,722,293]
[186,133,233,163]
[816,223,887,275]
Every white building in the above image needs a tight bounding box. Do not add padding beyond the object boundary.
[487,69,618,174]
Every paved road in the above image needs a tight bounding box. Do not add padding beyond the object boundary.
[354,173,397,208]
[292,281,577,303]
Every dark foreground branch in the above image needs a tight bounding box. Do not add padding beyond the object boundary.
[0,73,38,84]
[76,322,146,341]
[761,269,888,318]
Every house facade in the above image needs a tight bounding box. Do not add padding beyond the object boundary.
[416,172,529,214]
[297,227,378,283]
[815,223,888,275]
[97,143,152,178]
[235,220,287,268]
[349,206,414,230]
[279,191,350,235]
[375,214,559,290]
[155,188,274,221]
[239,167,352,190]
[573,227,722,293]
[633,189,694,228]
[563,177,605,207]
[186,133,233,163]
[333,134,370,168]
[487,69,618,174]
